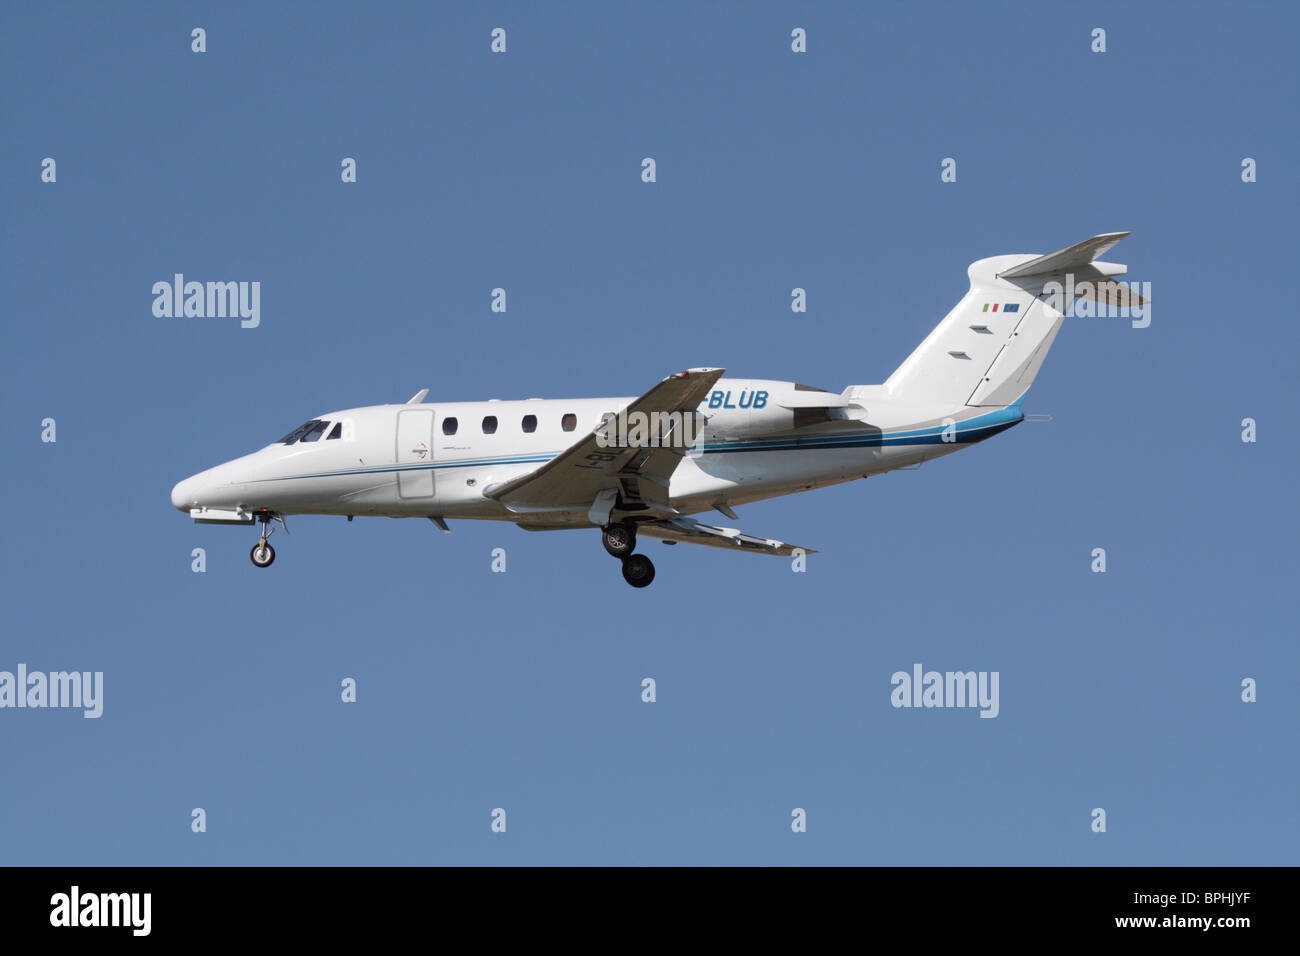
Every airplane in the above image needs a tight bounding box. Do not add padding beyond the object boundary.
[170,232,1143,587]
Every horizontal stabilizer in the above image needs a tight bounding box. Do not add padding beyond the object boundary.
[997,231,1130,279]
[1072,279,1149,307]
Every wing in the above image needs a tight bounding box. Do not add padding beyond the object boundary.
[484,367,725,513]
[638,517,815,557]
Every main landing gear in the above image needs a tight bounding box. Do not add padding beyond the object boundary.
[602,522,637,558]
[603,521,655,588]
[249,511,283,568]
[621,553,655,588]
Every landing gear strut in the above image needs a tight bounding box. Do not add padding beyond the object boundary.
[250,511,279,568]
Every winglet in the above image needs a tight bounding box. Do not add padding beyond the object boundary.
[406,389,429,404]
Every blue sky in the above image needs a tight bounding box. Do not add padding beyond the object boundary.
[2,1,1296,865]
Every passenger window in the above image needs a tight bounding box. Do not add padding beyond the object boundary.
[442,417,458,436]
[326,422,342,439]
[522,414,537,433]
[562,413,577,432]
[482,416,498,435]
[300,421,329,443]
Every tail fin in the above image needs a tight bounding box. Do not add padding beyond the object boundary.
[884,232,1137,408]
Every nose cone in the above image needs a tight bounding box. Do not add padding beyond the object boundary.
[171,476,198,512]
[170,457,257,513]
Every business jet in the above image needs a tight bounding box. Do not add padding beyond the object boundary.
[171,232,1142,587]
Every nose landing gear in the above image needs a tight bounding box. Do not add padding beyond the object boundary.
[249,511,284,568]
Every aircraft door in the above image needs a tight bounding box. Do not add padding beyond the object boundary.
[395,409,435,498]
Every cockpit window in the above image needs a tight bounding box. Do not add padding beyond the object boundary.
[278,419,335,444]
[300,420,330,442]
[278,420,321,444]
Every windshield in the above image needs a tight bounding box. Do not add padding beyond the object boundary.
[299,420,329,442]
[278,419,323,444]
[277,418,344,444]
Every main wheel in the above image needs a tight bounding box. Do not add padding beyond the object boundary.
[602,522,637,558]
[250,542,276,568]
[621,553,655,588]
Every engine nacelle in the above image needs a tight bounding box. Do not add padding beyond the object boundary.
[697,379,848,440]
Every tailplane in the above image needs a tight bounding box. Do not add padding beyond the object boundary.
[883,232,1141,408]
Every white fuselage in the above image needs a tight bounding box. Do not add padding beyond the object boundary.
[170,377,1023,528]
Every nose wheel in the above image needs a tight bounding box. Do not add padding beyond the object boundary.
[249,511,284,569]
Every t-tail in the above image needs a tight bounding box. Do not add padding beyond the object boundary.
[877,232,1144,414]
